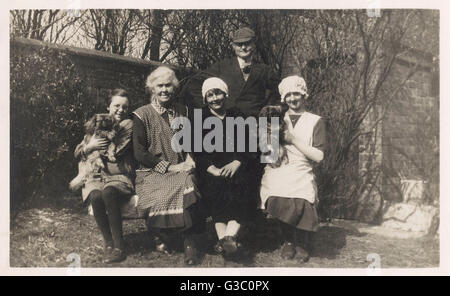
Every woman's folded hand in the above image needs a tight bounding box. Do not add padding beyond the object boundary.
[207,165,223,177]
[168,160,195,173]
[220,160,241,178]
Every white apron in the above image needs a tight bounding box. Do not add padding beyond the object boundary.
[260,111,321,209]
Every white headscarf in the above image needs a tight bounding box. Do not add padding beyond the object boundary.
[202,77,229,103]
[278,75,309,102]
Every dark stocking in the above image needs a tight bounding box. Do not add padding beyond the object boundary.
[102,186,125,250]
[279,221,296,245]
[90,190,113,248]
[182,224,202,265]
[296,229,314,253]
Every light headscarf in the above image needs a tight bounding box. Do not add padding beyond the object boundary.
[278,75,309,102]
[202,77,229,104]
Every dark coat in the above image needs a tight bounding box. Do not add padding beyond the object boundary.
[192,106,251,175]
[192,106,253,223]
[181,57,280,118]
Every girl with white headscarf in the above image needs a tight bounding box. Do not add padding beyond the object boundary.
[193,77,253,257]
[260,75,326,262]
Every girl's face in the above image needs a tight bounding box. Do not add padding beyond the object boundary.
[152,75,175,106]
[284,92,305,113]
[205,89,226,112]
[108,95,129,122]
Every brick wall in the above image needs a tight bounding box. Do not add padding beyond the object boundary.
[10,38,195,207]
[381,53,439,203]
[11,38,193,111]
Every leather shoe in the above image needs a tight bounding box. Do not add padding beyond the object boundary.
[280,242,296,260]
[222,236,241,255]
[295,246,310,262]
[104,248,126,264]
[214,238,225,254]
[184,238,199,266]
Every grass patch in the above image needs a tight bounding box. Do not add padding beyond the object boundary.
[10,193,439,268]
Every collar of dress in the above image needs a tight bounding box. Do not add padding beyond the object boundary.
[151,100,175,115]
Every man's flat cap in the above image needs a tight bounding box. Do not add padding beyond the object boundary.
[230,27,255,43]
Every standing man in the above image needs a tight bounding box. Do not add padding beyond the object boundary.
[206,27,280,117]
[182,27,280,118]
[212,27,281,248]
[181,27,280,249]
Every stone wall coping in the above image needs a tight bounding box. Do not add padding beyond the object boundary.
[10,37,194,73]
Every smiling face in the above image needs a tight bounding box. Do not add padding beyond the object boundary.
[284,92,306,113]
[231,40,256,60]
[107,95,129,122]
[152,75,175,106]
[205,89,226,113]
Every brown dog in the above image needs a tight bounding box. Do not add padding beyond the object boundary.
[259,105,289,168]
[69,114,120,191]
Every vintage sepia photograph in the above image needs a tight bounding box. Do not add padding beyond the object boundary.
[6,1,443,274]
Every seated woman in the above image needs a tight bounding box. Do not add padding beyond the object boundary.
[193,77,253,257]
[132,66,203,265]
[74,88,135,264]
[260,75,326,262]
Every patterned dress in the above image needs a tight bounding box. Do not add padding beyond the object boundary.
[132,102,202,230]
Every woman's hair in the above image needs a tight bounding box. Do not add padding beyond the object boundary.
[145,66,179,93]
[107,88,129,105]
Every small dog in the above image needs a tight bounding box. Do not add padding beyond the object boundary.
[259,105,289,168]
[69,114,120,191]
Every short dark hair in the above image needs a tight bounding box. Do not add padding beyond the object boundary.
[107,88,129,105]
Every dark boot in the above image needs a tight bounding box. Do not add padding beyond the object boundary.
[222,236,241,256]
[280,242,296,260]
[279,222,297,260]
[146,224,173,254]
[104,248,127,264]
[214,238,225,255]
[183,235,199,266]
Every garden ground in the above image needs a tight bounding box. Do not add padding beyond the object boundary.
[10,193,439,269]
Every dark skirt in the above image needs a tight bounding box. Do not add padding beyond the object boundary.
[265,196,319,232]
[200,173,253,224]
[82,172,134,204]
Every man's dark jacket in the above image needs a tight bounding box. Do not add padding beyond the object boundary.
[181,57,280,118]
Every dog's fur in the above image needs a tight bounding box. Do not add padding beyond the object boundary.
[69,114,120,191]
[259,105,289,168]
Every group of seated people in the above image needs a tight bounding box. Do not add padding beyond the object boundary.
[73,27,326,266]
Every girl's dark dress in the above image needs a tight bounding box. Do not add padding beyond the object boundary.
[193,107,252,224]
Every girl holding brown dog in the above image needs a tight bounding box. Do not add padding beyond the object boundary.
[260,75,326,262]
[73,88,135,263]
